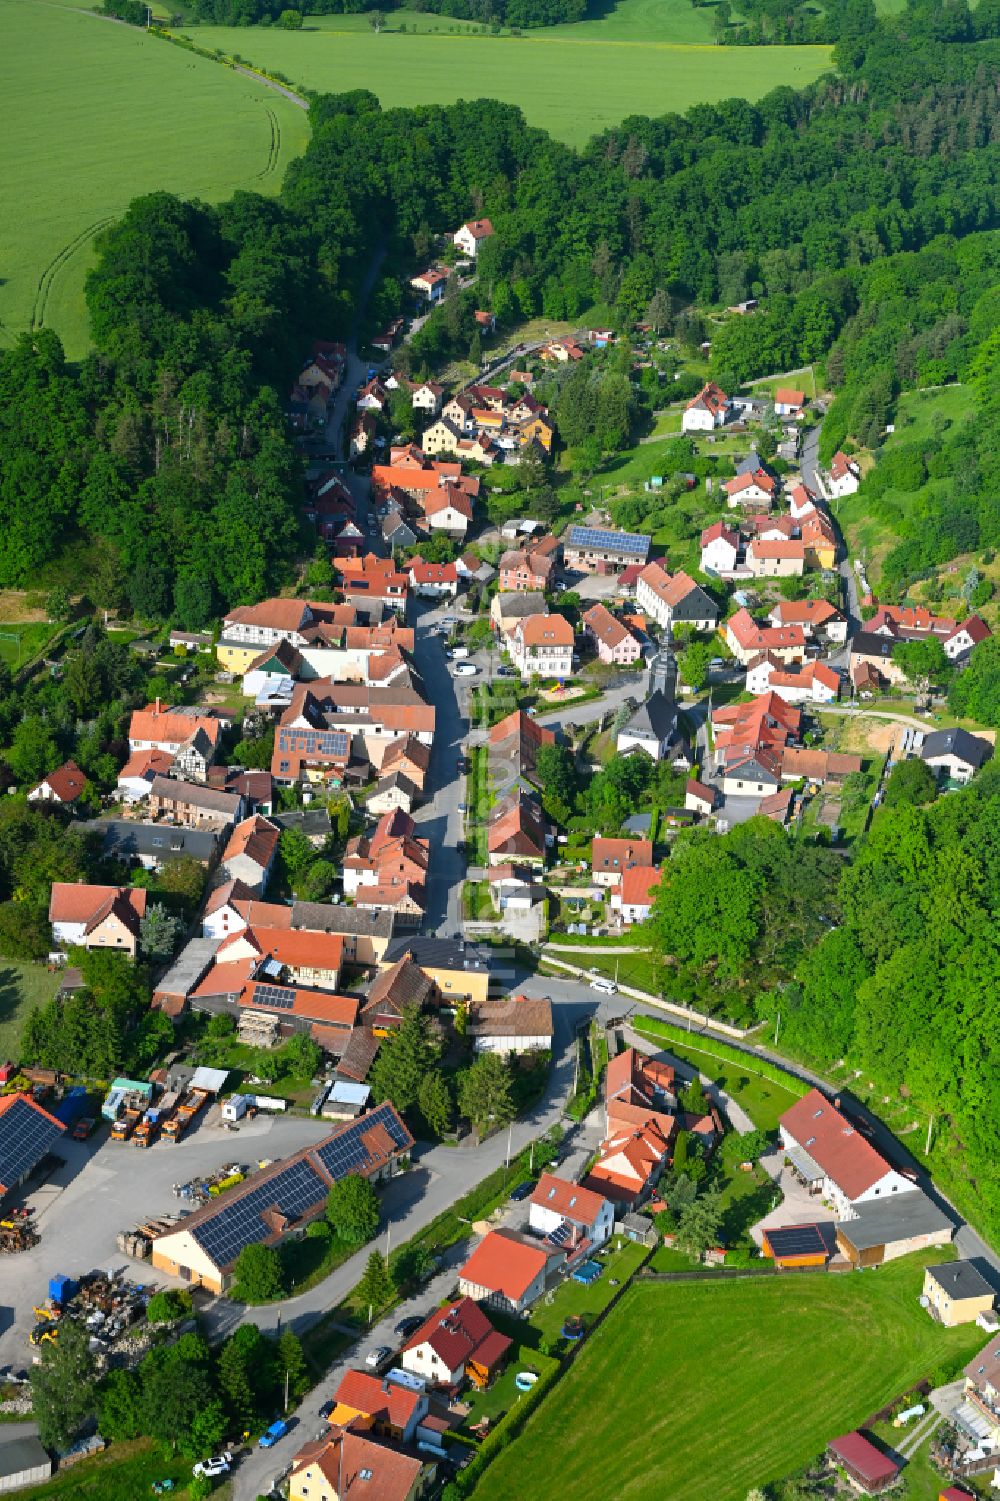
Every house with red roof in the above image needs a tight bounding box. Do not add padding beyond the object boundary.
[528,1172,614,1253]
[220,815,280,893]
[288,1423,424,1501]
[700,520,741,576]
[27,760,88,807]
[582,603,642,665]
[767,598,847,644]
[400,1296,512,1390]
[827,450,861,498]
[453,218,495,258]
[583,1116,673,1209]
[328,1368,428,1444]
[682,382,730,433]
[746,537,806,578]
[746,654,840,704]
[611,864,663,925]
[724,469,777,513]
[685,778,717,817]
[725,607,806,665]
[48,883,147,959]
[458,1228,561,1314]
[407,560,458,598]
[780,1088,912,1220]
[774,388,806,417]
[591,837,653,887]
[944,614,992,661]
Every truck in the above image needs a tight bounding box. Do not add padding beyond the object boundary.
[161,1088,210,1144]
[111,1106,142,1143]
[132,1114,158,1149]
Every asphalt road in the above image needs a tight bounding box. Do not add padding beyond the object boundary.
[409,599,469,936]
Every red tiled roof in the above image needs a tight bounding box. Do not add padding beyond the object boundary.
[774,388,805,406]
[403,1296,511,1373]
[618,864,662,908]
[291,1426,421,1501]
[49,883,147,925]
[592,837,653,875]
[781,1089,892,1200]
[529,1172,607,1226]
[34,760,87,802]
[332,1369,422,1429]
[460,1229,549,1301]
[223,815,280,870]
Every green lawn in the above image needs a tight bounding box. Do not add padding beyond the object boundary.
[187,19,832,147]
[884,383,975,448]
[631,1016,803,1133]
[474,1252,986,1501]
[1,0,310,356]
[528,1238,650,1344]
[0,621,62,670]
[13,1438,197,1500]
[0,961,61,1062]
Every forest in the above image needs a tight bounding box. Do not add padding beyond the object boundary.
[181,0,586,28]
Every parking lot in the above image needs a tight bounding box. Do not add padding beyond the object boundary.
[0,1109,332,1367]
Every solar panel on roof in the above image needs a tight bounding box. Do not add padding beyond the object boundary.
[252,983,296,1011]
[566,526,649,555]
[763,1224,828,1258]
[0,1098,63,1193]
[192,1157,324,1267]
[314,1102,409,1182]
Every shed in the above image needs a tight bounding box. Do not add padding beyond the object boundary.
[827,1431,900,1494]
[761,1223,829,1269]
[621,1211,656,1246]
[0,1434,52,1492]
[836,1190,953,1269]
[321,1081,372,1120]
[189,1066,230,1096]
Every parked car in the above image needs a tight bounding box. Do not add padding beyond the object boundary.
[509,1180,534,1202]
[394,1315,423,1339]
[259,1419,290,1448]
[454,663,478,676]
[365,1345,391,1369]
[192,1452,232,1478]
[318,1399,335,1418]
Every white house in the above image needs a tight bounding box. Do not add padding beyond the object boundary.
[453,219,495,258]
[467,994,553,1056]
[410,268,449,303]
[746,655,840,704]
[920,727,993,784]
[116,749,175,804]
[700,521,740,576]
[773,388,806,418]
[826,451,861,498]
[508,613,574,680]
[399,1297,511,1389]
[610,864,663,925]
[408,560,458,598]
[944,615,992,661]
[636,562,717,632]
[528,1173,614,1250]
[682,382,730,433]
[779,1088,913,1221]
[411,381,444,415]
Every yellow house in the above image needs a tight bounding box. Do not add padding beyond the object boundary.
[518,415,554,452]
[378,937,490,1006]
[804,538,837,570]
[288,1427,422,1501]
[923,1261,996,1327]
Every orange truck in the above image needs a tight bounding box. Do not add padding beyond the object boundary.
[161,1088,210,1144]
[111,1107,142,1143]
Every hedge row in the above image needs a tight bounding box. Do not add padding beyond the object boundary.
[631,1016,810,1098]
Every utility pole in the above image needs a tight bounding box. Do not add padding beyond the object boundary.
[925,1113,934,1157]
[774,1010,781,1046]
[284,1366,290,1414]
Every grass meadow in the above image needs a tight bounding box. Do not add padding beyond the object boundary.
[0,960,61,1062]
[474,1252,985,1501]
[188,14,833,147]
[1,0,310,356]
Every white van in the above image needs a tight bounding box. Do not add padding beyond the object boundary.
[450,646,470,659]
[590,977,618,994]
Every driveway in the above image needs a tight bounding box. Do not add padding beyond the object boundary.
[749,1151,839,1248]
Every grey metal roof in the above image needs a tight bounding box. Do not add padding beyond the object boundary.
[149,776,243,814]
[837,1190,954,1252]
[0,1435,51,1479]
[925,1259,996,1301]
[155,938,221,998]
[272,808,333,840]
[921,727,993,770]
[622,689,677,743]
[383,935,491,972]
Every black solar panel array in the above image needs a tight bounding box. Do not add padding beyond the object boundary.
[191,1158,323,1267]
[763,1224,827,1258]
[567,526,649,556]
[278,729,349,757]
[314,1102,410,1181]
[252,983,296,1011]
[0,1097,63,1193]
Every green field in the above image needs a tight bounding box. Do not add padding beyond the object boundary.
[0,961,61,1062]
[1,0,310,357]
[14,1438,204,1500]
[188,16,833,147]
[474,1253,985,1501]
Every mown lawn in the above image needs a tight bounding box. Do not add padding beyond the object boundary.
[2,0,309,355]
[14,1438,199,1499]
[189,20,832,148]
[0,961,61,1062]
[474,1252,986,1501]
[630,1017,802,1134]
[0,621,62,669]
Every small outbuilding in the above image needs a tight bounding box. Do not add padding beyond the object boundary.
[0,1433,52,1493]
[827,1430,900,1495]
[761,1223,829,1269]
